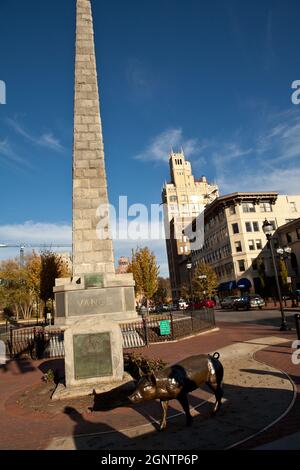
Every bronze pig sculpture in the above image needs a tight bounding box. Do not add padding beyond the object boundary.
[128,353,224,431]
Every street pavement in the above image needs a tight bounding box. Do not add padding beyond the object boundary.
[0,316,299,450]
[215,307,297,329]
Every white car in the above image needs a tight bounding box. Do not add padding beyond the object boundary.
[178,299,188,310]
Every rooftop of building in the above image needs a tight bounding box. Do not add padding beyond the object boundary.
[276,217,300,234]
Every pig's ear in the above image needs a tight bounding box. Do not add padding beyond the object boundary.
[150,371,157,385]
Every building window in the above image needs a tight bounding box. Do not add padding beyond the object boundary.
[248,240,255,251]
[246,222,252,232]
[256,239,262,250]
[232,223,239,234]
[260,202,272,212]
[270,220,277,230]
[253,221,259,232]
[229,205,236,215]
[235,241,242,252]
[290,202,297,212]
[238,260,245,272]
[169,195,177,202]
[286,233,292,243]
[242,202,256,213]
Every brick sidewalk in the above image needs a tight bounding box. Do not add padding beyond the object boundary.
[236,341,300,449]
[0,321,299,450]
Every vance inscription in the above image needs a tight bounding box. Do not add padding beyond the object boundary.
[68,288,123,316]
[73,332,113,380]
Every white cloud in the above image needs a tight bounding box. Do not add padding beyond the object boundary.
[0,221,170,277]
[0,138,34,170]
[6,118,64,152]
[38,133,64,152]
[218,166,300,195]
[135,128,200,163]
[0,221,72,245]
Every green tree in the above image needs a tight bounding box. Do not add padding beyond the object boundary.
[129,247,159,310]
[192,262,218,300]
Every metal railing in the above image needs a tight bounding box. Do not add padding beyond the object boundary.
[121,308,216,348]
[5,327,64,359]
[4,308,216,358]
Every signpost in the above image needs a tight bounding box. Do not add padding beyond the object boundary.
[159,320,171,336]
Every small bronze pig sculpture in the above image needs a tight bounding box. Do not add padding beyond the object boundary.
[128,353,224,431]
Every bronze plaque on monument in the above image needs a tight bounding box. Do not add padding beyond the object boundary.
[84,273,104,289]
[73,332,112,380]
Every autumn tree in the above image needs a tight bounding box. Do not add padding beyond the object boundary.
[152,277,171,305]
[278,258,288,290]
[129,247,159,310]
[257,258,266,289]
[192,262,218,300]
[0,257,37,320]
[40,250,70,315]
[0,251,70,321]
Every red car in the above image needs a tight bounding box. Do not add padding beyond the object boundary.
[188,299,215,309]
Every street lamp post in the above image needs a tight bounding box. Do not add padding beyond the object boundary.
[262,219,289,331]
[186,260,193,312]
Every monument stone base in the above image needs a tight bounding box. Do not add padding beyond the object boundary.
[51,373,135,401]
[53,272,138,327]
[51,316,131,400]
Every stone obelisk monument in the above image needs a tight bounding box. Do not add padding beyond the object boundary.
[72,0,114,277]
[52,0,137,397]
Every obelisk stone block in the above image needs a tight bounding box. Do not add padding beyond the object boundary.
[73,0,114,277]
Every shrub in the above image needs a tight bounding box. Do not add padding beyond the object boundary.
[124,352,166,381]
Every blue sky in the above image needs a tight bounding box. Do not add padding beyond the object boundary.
[0,0,300,275]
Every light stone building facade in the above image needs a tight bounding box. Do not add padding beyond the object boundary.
[162,151,219,299]
[181,192,300,296]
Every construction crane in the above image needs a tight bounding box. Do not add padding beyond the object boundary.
[0,243,72,267]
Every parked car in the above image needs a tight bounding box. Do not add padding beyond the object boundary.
[234,294,265,310]
[156,304,172,313]
[220,296,240,309]
[188,299,215,309]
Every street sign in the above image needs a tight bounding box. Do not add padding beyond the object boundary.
[159,320,171,336]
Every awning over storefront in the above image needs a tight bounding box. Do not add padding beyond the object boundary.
[237,278,252,289]
[218,280,237,291]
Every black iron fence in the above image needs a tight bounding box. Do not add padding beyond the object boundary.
[5,327,64,359]
[4,309,216,358]
[121,308,216,348]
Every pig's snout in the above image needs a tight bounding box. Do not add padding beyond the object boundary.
[128,390,143,403]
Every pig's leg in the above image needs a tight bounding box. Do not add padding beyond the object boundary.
[177,392,193,426]
[159,400,169,431]
[206,380,223,413]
